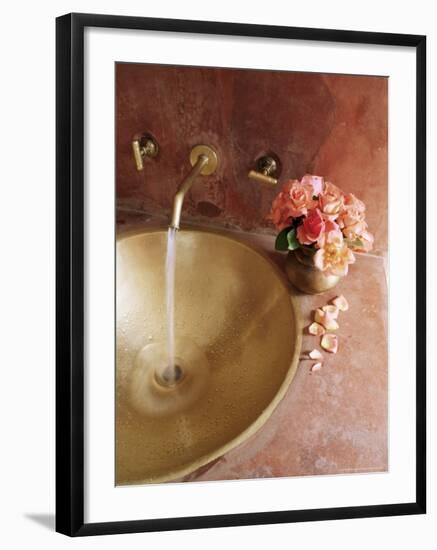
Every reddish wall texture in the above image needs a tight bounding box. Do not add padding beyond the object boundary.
[116,64,387,253]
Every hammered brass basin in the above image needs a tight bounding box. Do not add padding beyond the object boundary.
[116,229,301,484]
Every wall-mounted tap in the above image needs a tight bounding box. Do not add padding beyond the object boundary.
[132,133,159,171]
[170,145,218,230]
[248,155,279,186]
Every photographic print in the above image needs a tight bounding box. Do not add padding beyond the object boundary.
[56,13,425,535]
[115,63,388,486]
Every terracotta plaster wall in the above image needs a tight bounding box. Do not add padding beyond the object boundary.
[116,64,387,253]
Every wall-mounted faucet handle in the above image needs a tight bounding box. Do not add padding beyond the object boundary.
[248,155,278,186]
[132,134,159,171]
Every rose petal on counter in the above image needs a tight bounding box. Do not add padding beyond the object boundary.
[322,304,339,319]
[321,333,338,353]
[314,308,325,325]
[310,362,322,372]
[308,322,325,336]
[315,308,339,330]
[332,295,349,312]
[325,318,339,331]
[309,349,323,360]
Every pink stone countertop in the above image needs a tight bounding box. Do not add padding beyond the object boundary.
[118,214,388,482]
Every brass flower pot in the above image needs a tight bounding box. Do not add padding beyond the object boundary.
[285,248,341,294]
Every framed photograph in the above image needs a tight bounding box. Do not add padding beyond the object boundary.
[56,13,426,536]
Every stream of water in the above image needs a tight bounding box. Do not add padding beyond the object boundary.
[165,227,177,380]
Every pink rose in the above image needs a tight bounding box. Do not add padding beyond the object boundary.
[270,190,296,230]
[297,208,325,245]
[314,227,355,277]
[269,178,317,230]
[301,174,324,197]
[286,179,318,218]
[337,193,366,228]
[319,181,344,220]
[343,221,374,252]
[357,230,374,252]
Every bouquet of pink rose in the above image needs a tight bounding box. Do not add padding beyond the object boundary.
[270,175,374,277]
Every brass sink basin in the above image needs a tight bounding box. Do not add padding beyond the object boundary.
[116,228,302,484]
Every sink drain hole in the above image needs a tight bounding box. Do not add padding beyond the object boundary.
[155,364,184,387]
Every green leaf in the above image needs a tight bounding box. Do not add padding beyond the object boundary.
[275,226,293,251]
[346,237,364,249]
[286,228,300,250]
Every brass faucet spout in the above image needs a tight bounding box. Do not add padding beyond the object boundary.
[169,145,218,230]
[170,155,209,230]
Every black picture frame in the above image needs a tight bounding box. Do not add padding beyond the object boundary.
[56,12,426,537]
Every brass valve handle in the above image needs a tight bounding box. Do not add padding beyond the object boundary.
[132,134,159,171]
[248,156,278,186]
